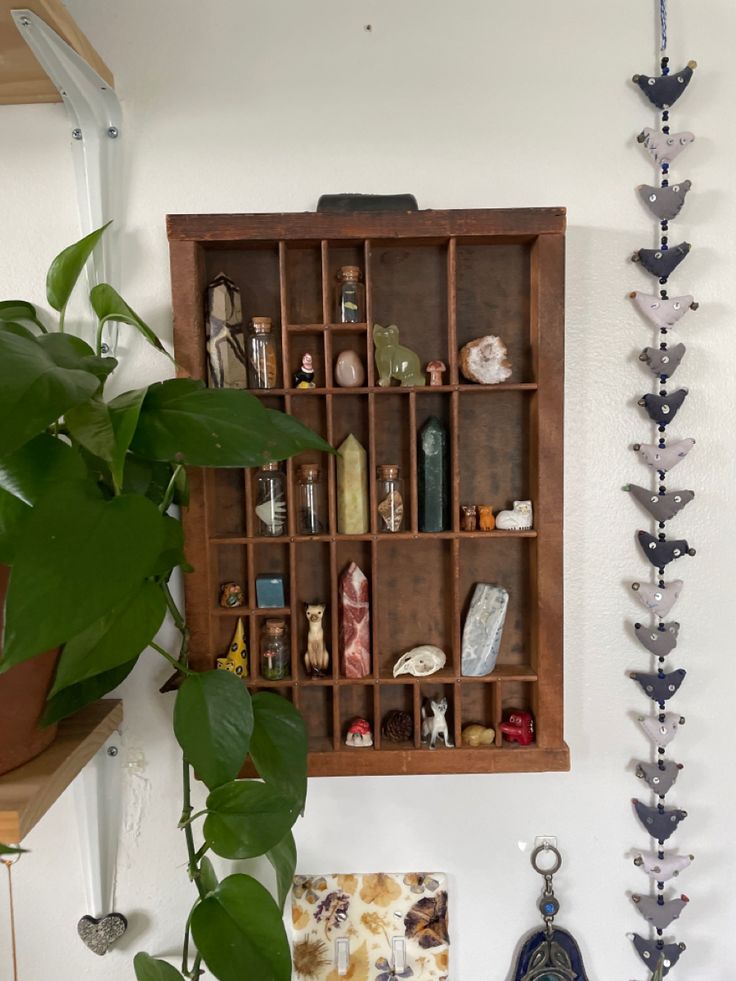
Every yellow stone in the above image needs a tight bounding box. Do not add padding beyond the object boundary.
[336,434,369,534]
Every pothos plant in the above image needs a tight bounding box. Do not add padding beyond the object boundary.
[0,223,331,980]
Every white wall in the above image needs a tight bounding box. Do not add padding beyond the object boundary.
[0,1,732,977]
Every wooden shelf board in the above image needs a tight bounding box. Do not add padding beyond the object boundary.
[246,383,538,396]
[0,0,113,105]
[244,743,569,778]
[210,530,537,545]
[0,699,122,842]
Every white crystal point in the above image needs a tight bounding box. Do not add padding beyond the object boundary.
[461,583,509,676]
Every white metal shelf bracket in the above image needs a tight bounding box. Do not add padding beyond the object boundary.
[72,729,127,954]
[12,8,122,351]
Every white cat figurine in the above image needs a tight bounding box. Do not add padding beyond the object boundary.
[421,697,454,749]
[495,500,533,531]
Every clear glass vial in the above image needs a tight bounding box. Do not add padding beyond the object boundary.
[334,266,365,324]
[246,316,278,389]
[260,618,290,680]
[296,463,324,535]
[255,461,286,536]
[376,464,405,533]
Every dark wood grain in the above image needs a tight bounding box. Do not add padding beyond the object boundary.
[168,208,567,775]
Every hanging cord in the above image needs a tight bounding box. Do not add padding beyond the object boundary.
[660,0,668,52]
[2,859,19,981]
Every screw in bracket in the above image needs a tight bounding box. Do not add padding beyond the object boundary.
[107,746,119,757]
[19,16,31,27]
[72,128,82,141]
[107,126,119,139]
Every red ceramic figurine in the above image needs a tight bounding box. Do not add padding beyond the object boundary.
[499,709,535,746]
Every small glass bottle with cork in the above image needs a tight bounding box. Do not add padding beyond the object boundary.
[296,463,324,535]
[246,316,279,389]
[376,464,405,533]
[255,461,286,536]
[334,266,365,324]
[260,618,290,680]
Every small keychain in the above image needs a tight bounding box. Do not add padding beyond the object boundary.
[509,844,590,981]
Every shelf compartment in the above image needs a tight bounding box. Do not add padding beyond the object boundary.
[298,686,336,754]
[458,537,531,674]
[375,538,454,679]
[378,683,417,750]
[460,683,498,750]
[458,389,530,514]
[456,242,533,383]
[339,684,377,750]
[371,242,449,378]
[213,543,249,609]
[335,540,374,680]
[294,542,332,681]
[281,243,323,325]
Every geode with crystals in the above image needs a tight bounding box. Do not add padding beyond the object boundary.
[459,335,512,385]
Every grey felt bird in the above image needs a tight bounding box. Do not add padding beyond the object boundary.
[626,484,694,522]
[636,759,683,796]
[633,620,679,656]
[638,389,688,426]
[631,580,683,617]
[637,181,692,221]
[637,531,694,568]
[631,893,689,931]
[629,934,686,976]
[639,343,686,378]
[634,438,695,472]
[630,668,687,702]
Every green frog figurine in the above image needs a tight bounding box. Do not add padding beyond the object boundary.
[372,323,426,387]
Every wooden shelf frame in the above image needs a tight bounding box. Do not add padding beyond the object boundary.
[168,208,568,776]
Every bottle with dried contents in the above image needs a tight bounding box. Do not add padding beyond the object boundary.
[260,618,290,680]
[296,463,324,535]
[254,462,286,536]
[376,464,405,533]
[334,266,365,324]
[246,316,279,389]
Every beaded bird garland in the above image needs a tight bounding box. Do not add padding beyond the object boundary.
[626,2,697,976]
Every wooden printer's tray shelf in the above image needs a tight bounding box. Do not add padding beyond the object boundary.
[168,208,568,776]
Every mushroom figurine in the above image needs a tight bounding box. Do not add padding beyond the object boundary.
[426,360,446,386]
[345,717,373,747]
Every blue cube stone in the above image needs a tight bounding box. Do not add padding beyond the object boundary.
[256,574,286,608]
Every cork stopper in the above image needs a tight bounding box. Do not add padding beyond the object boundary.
[297,463,321,483]
[251,316,273,334]
[265,618,286,634]
[377,464,400,481]
[260,461,281,472]
[338,265,361,282]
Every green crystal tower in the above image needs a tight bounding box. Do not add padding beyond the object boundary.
[418,416,450,532]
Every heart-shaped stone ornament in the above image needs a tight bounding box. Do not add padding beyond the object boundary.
[77,913,128,955]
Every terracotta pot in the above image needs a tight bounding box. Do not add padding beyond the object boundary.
[0,566,59,776]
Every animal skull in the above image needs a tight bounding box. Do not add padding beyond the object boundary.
[393,645,446,678]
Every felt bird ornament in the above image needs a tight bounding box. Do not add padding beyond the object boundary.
[632,800,688,841]
[217,617,248,676]
[631,893,689,931]
[633,850,693,881]
[639,343,686,378]
[634,437,695,473]
[629,291,698,328]
[626,484,694,522]
[638,712,685,748]
[637,181,691,221]
[632,242,691,279]
[637,127,695,165]
[631,579,683,617]
[630,668,687,702]
[636,759,683,796]
[632,61,697,109]
[637,531,695,568]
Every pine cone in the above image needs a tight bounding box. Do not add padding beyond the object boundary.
[382,710,413,743]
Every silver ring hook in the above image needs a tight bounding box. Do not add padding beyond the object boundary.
[530,844,562,877]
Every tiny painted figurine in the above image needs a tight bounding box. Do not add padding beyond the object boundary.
[421,697,454,749]
[499,709,535,746]
[217,618,248,676]
[373,323,426,387]
[426,360,446,386]
[219,581,244,608]
[495,500,533,531]
[461,724,495,747]
[478,505,495,531]
[304,603,329,677]
[393,644,446,678]
[461,505,478,532]
[293,352,316,388]
[345,717,373,747]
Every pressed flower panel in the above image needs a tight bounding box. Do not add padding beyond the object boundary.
[291,873,449,980]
